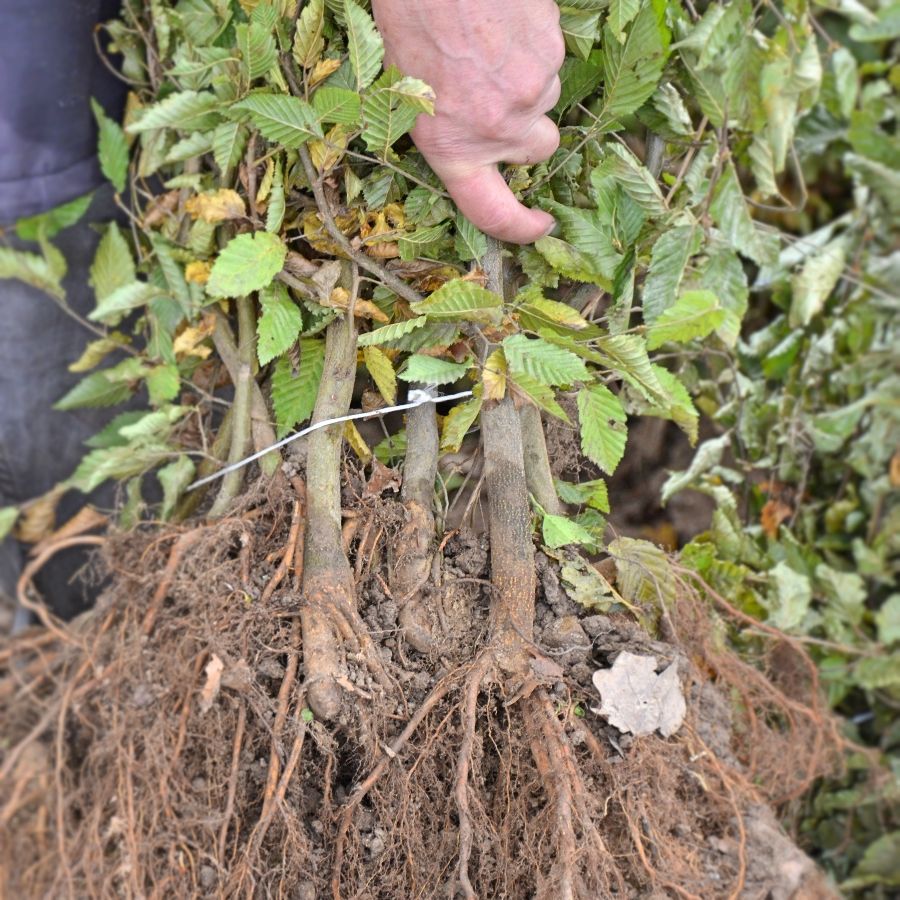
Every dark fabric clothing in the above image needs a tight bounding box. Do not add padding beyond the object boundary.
[0,0,125,223]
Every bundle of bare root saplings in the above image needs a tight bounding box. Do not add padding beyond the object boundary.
[0,1,854,897]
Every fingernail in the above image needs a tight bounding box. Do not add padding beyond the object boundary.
[543,220,560,238]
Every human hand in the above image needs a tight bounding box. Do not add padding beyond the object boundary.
[371,0,565,244]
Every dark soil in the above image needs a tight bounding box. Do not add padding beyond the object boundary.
[0,470,844,900]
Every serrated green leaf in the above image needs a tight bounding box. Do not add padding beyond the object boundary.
[534,235,612,287]
[362,67,422,157]
[257,282,303,365]
[68,445,171,494]
[266,159,285,233]
[597,0,670,129]
[312,86,362,125]
[157,455,196,520]
[543,202,621,281]
[206,231,287,298]
[577,384,627,475]
[410,279,503,325]
[766,561,812,631]
[357,316,428,347]
[237,21,277,84]
[709,162,777,267]
[230,94,323,148]
[146,363,181,406]
[608,536,676,606]
[15,193,93,241]
[503,334,589,386]
[789,238,847,328]
[363,346,397,404]
[294,0,325,68]
[455,213,487,262]
[508,371,571,422]
[542,514,596,549]
[212,122,248,178]
[127,90,220,132]
[165,130,214,163]
[594,143,666,215]
[399,354,470,386]
[89,281,162,324]
[0,247,65,300]
[608,0,640,40]
[92,98,129,192]
[398,223,449,261]
[440,397,482,453]
[272,338,325,437]
[593,334,665,401]
[68,335,129,374]
[641,224,702,323]
[54,371,135,411]
[646,290,725,349]
[344,0,384,90]
[644,365,699,444]
[560,9,602,60]
[695,243,747,346]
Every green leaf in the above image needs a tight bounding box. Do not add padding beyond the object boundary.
[206,232,287,298]
[237,21,277,84]
[272,338,325,437]
[577,384,627,475]
[766,561,812,631]
[454,213,487,262]
[542,514,597,549]
[641,223,702,323]
[503,334,589,386]
[90,222,137,301]
[54,371,134,411]
[398,223,449,261]
[91,99,129,192]
[362,67,424,157]
[127,90,220,132]
[357,316,428,347]
[146,363,181,406]
[560,557,615,612]
[399,355,470,386]
[0,247,65,300]
[608,0,640,40]
[440,397,483,453]
[853,657,900,691]
[89,282,161,324]
[257,282,303,365]
[410,279,503,325]
[157,455,196,520]
[608,536,676,606]
[875,594,900,646]
[0,506,19,542]
[597,0,670,129]
[709,162,777,267]
[695,243,747,346]
[363,346,397,404]
[789,238,847,328]
[15,193,93,241]
[560,9,602,60]
[644,365,699,444]
[68,445,170,494]
[534,235,612,288]
[543,202,621,281]
[230,94,323,149]
[165,130,214,163]
[508,372,571,422]
[212,122,249,178]
[344,0,384,90]
[646,290,725,349]
[294,0,325,68]
[592,334,665,402]
[312,86,363,125]
[266,159,286,233]
[594,144,667,216]
[68,335,129,373]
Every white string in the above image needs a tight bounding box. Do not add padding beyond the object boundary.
[185,388,475,493]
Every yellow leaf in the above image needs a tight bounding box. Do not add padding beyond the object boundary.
[256,158,275,205]
[363,346,397,405]
[185,189,246,224]
[343,420,372,463]
[15,486,65,544]
[32,504,108,556]
[482,349,507,401]
[310,124,350,173]
[185,260,212,284]
[353,299,389,323]
[325,287,351,309]
[310,58,341,87]
[173,313,216,358]
[68,333,130,372]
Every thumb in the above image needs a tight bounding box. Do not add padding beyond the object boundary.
[441,166,555,245]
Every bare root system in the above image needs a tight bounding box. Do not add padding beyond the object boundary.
[0,479,842,899]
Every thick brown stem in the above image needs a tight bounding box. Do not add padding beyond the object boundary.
[391,391,439,651]
[301,303,358,719]
[519,404,562,517]
[481,237,536,662]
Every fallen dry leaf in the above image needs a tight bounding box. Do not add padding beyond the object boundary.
[592,651,686,738]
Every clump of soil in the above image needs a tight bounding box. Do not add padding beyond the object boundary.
[0,479,842,898]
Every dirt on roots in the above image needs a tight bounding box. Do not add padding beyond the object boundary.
[0,479,843,899]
